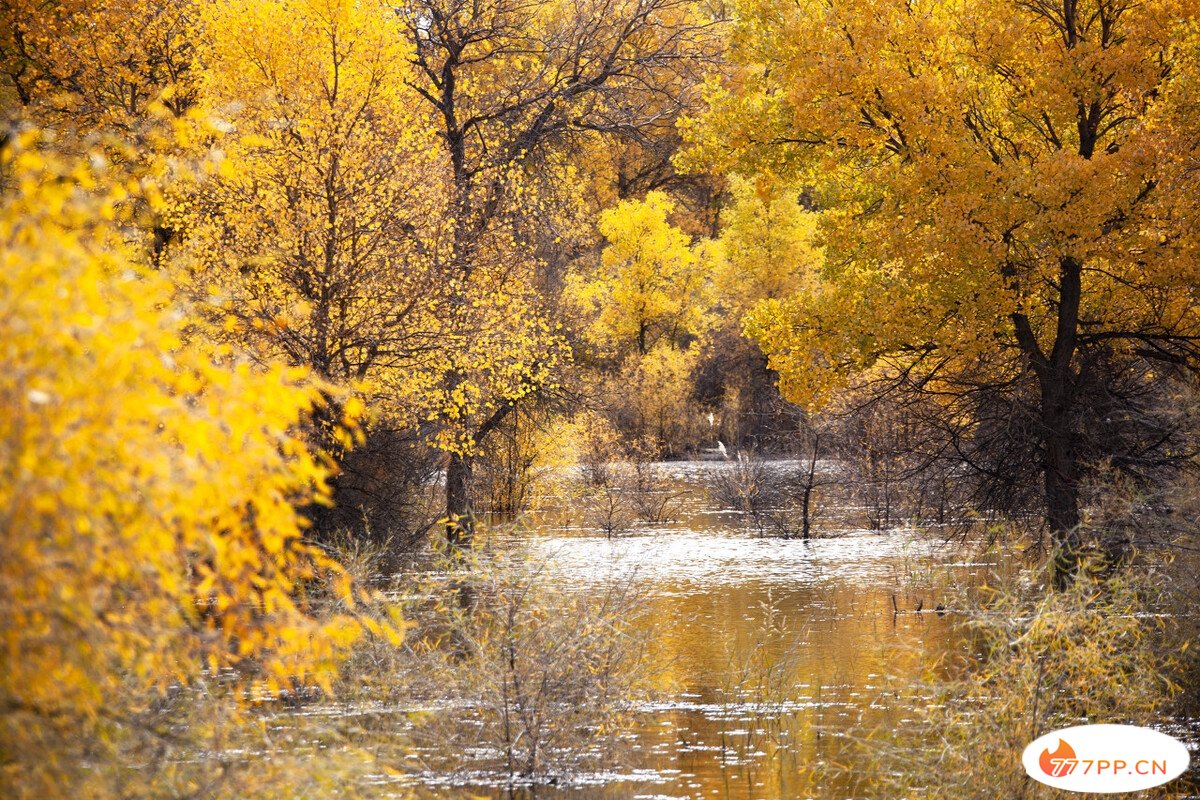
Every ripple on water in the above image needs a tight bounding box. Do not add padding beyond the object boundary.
[519,529,943,591]
[380,461,992,799]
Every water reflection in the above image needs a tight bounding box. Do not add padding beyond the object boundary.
[399,461,993,799]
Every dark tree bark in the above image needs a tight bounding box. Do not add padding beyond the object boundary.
[444,400,518,543]
[1014,255,1083,588]
[445,451,474,543]
[798,430,821,540]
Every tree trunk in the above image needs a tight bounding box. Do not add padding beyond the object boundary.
[800,436,819,540]
[444,401,518,545]
[306,391,348,539]
[1040,363,1081,590]
[446,451,474,544]
[801,485,813,540]
[1014,254,1083,589]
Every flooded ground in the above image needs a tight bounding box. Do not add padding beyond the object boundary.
[381,460,996,799]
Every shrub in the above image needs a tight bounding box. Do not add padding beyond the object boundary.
[0,133,388,797]
[833,559,1184,799]
[381,545,655,785]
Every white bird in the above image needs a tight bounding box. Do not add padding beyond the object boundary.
[707,412,716,428]
[716,440,728,459]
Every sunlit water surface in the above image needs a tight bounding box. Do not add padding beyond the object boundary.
[300,461,998,798]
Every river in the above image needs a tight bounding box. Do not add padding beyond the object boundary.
[382,460,996,799]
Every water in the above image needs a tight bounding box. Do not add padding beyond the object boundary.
[386,460,994,799]
[260,460,994,798]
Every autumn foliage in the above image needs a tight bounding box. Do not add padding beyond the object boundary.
[0,131,389,796]
[689,0,1200,582]
[3,0,1200,793]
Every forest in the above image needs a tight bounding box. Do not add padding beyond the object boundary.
[3,0,1200,797]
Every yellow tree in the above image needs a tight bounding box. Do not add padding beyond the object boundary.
[566,191,711,450]
[709,175,821,315]
[570,191,708,357]
[0,132,390,797]
[167,0,570,541]
[690,0,1200,585]
[0,0,199,131]
[1,0,207,266]
[396,0,717,534]
[698,175,823,453]
[175,0,445,419]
